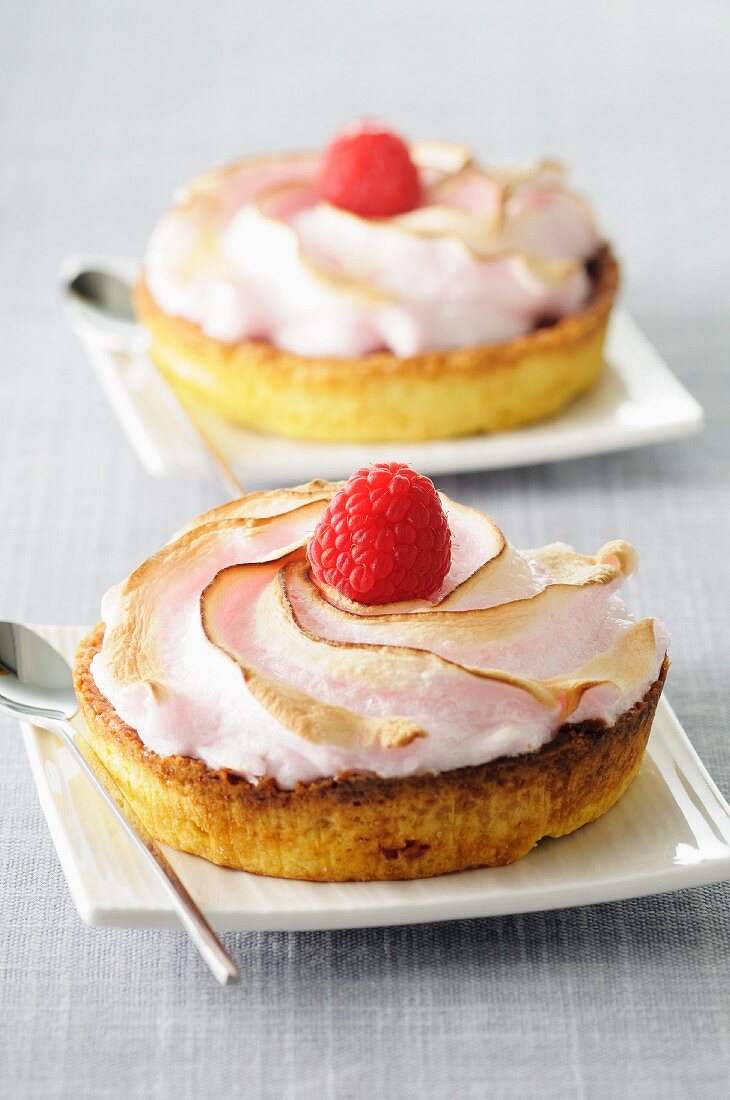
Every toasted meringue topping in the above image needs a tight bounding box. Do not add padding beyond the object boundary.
[92,484,668,789]
[144,146,603,357]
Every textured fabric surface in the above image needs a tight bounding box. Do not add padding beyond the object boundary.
[1,2,729,1097]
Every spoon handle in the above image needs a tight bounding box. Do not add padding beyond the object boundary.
[143,360,245,500]
[63,294,244,500]
[56,718,239,985]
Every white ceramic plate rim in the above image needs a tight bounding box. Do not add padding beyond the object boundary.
[20,627,730,932]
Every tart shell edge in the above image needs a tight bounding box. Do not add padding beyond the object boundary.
[133,246,620,444]
[73,622,666,882]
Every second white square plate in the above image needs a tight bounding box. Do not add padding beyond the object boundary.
[21,627,730,932]
[67,258,703,487]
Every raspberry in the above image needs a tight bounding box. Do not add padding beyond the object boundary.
[320,122,422,217]
[308,462,452,605]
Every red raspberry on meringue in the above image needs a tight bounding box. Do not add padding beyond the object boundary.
[307,462,451,604]
[320,121,422,217]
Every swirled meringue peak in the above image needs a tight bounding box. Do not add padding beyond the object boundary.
[92,480,668,790]
[143,129,603,357]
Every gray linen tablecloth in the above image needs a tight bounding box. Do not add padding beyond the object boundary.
[1,2,728,1096]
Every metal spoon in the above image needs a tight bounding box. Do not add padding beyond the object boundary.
[60,258,244,500]
[0,622,239,986]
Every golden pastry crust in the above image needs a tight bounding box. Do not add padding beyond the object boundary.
[74,623,665,882]
[134,246,619,443]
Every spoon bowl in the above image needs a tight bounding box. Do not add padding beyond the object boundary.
[68,267,138,323]
[61,258,146,353]
[0,622,78,724]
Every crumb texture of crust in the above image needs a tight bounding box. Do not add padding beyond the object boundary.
[74,623,666,882]
[133,247,619,443]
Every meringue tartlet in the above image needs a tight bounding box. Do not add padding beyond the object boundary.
[134,123,619,443]
[74,470,668,881]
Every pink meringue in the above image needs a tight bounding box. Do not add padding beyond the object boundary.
[91,483,668,790]
[143,147,602,358]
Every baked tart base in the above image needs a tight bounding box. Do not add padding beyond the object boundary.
[74,624,666,882]
[134,247,619,444]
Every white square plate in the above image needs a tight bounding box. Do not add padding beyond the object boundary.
[70,258,703,486]
[21,626,730,931]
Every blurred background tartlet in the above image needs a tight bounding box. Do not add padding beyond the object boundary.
[135,122,619,443]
